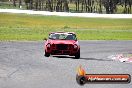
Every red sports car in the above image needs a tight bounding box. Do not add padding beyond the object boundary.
[44,32,80,59]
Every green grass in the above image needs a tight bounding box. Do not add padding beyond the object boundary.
[0,3,19,9]
[0,13,132,40]
[0,3,26,9]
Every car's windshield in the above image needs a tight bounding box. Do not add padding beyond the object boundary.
[49,33,77,40]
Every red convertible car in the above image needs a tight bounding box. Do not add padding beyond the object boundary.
[44,32,80,59]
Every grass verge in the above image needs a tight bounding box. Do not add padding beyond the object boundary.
[0,13,132,40]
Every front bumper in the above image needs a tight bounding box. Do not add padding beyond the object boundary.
[51,50,77,55]
[46,44,79,55]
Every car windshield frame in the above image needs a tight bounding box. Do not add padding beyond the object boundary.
[49,33,77,40]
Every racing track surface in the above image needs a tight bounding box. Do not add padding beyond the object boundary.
[0,41,132,88]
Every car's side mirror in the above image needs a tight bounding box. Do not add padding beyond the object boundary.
[43,38,47,41]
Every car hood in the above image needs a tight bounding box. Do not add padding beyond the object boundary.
[49,40,76,44]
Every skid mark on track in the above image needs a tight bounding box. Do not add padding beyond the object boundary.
[7,67,21,78]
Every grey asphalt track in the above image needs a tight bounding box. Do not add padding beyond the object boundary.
[0,41,132,88]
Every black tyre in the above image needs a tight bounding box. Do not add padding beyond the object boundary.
[44,50,50,57]
[75,49,80,59]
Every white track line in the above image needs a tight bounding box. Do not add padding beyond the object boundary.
[0,9,132,18]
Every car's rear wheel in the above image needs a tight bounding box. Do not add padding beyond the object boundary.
[75,49,80,59]
[44,50,50,57]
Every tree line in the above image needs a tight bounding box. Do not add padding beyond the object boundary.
[3,0,132,13]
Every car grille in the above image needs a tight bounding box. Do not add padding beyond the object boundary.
[56,44,68,50]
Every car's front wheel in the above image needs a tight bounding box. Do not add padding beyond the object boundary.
[75,49,80,59]
[44,50,50,57]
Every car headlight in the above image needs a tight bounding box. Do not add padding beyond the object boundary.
[47,44,51,48]
[74,44,78,49]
